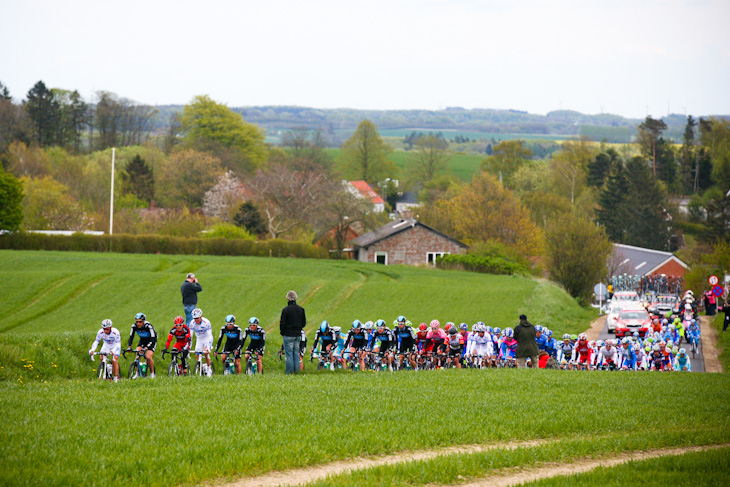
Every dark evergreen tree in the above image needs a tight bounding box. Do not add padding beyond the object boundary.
[233,201,266,236]
[679,115,696,194]
[623,157,672,250]
[704,193,730,242]
[485,143,493,155]
[597,162,629,241]
[122,155,154,203]
[655,138,676,186]
[24,81,59,146]
[587,147,619,187]
[0,81,11,101]
[696,147,713,191]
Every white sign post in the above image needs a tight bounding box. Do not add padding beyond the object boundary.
[594,283,608,312]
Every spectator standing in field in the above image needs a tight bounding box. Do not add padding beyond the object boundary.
[514,314,539,368]
[280,290,306,374]
[722,298,730,332]
[181,273,202,324]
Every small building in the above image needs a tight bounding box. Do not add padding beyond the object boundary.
[350,218,467,265]
[611,243,689,278]
[345,180,385,213]
[395,191,419,215]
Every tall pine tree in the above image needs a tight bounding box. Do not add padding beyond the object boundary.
[122,155,154,203]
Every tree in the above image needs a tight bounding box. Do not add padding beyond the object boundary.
[122,155,154,204]
[164,112,183,155]
[549,136,595,205]
[597,162,630,242]
[447,172,544,257]
[233,200,266,236]
[622,157,672,250]
[155,149,224,208]
[21,176,91,230]
[202,170,248,221]
[24,81,58,147]
[586,147,619,187]
[545,212,612,304]
[408,134,450,184]
[704,193,730,242]
[246,164,327,239]
[339,119,395,185]
[0,81,11,101]
[313,181,371,259]
[181,95,267,174]
[0,165,24,231]
[679,115,697,194]
[636,116,668,176]
[92,91,157,150]
[281,127,333,173]
[480,140,532,186]
[0,93,33,154]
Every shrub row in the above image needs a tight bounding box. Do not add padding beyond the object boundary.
[435,253,528,275]
[0,232,329,259]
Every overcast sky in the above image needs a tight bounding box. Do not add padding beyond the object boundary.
[2,0,728,119]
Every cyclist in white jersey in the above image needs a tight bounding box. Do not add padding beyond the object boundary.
[466,324,493,367]
[89,319,122,381]
[189,308,213,374]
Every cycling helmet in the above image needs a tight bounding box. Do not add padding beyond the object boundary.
[633,332,640,338]
[418,323,428,332]
[493,327,501,335]
[646,337,655,343]
[332,326,341,334]
[445,321,455,330]
[249,317,259,325]
[191,308,203,319]
[570,334,578,341]
[535,325,543,332]
[562,333,571,340]
[596,339,605,347]
[352,319,362,329]
[485,326,493,334]
[135,312,146,321]
[588,341,595,348]
[578,333,587,341]
[448,326,457,335]
[472,323,480,332]
[174,316,185,325]
[504,328,514,338]
[476,321,485,327]
[397,315,406,323]
[375,319,386,328]
[653,344,661,352]
[645,345,652,352]
[691,319,696,324]
[668,324,675,330]
[101,319,113,328]
[460,323,468,330]
[667,340,674,347]
[543,328,551,337]
[679,348,686,355]
[621,337,631,344]
[320,321,329,333]
[672,346,679,354]
[225,314,236,324]
[430,319,441,328]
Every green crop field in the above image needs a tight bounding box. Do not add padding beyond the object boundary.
[2,250,724,487]
[327,148,484,182]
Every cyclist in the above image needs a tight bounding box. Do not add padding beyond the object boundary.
[312,320,336,359]
[500,328,517,367]
[126,312,157,378]
[189,308,213,376]
[557,333,574,369]
[415,323,431,368]
[298,329,307,371]
[445,325,464,368]
[393,316,417,370]
[534,325,547,352]
[466,323,493,368]
[618,337,637,370]
[571,333,592,370]
[214,315,243,374]
[490,327,502,366]
[426,320,448,367]
[89,319,122,381]
[544,329,558,358]
[686,319,701,352]
[674,348,691,371]
[332,326,345,368]
[650,344,665,371]
[345,320,368,371]
[371,319,394,369]
[162,316,192,374]
[242,317,266,374]
[597,339,619,370]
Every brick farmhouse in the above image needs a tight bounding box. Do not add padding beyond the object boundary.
[350,218,467,265]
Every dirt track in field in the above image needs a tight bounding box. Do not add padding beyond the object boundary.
[700,315,723,373]
[454,443,730,487]
[585,314,606,341]
[215,439,552,487]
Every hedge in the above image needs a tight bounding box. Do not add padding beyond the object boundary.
[435,253,528,275]
[0,232,329,259]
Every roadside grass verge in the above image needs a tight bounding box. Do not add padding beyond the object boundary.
[519,445,730,487]
[711,313,729,372]
[303,430,730,487]
[1,369,728,487]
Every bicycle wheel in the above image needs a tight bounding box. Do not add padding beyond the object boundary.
[246,360,254,376]
[223,362,231,376]
[168,361,178,377]
[128,361,140,379]
[97,361,106,380]
[194,361,201,376]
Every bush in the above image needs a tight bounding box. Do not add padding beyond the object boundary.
[0,232,328,259]
[435,253,528,275]
[201,223,255,240]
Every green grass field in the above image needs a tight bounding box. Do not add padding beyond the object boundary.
[327,148,483,182]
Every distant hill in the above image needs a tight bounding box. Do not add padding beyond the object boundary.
[154,105,727,145]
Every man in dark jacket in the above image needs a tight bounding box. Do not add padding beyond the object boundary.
[514,314,539,368]
[181,273,202,325]
[280,290,306,374]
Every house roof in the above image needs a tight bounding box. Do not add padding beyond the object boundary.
[613,243,688,276]
[349,180,385,205]
[351,218,468,249]
[396,191,419,204]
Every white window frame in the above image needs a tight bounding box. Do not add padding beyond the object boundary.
[427,252,448,265]
[374,251,388,265]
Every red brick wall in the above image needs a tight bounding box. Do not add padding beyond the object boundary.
[651,259,688,278]
[361,224,466,265]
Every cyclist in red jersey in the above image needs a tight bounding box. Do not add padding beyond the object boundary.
[571,333,593,370]
[163,316,192,374]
